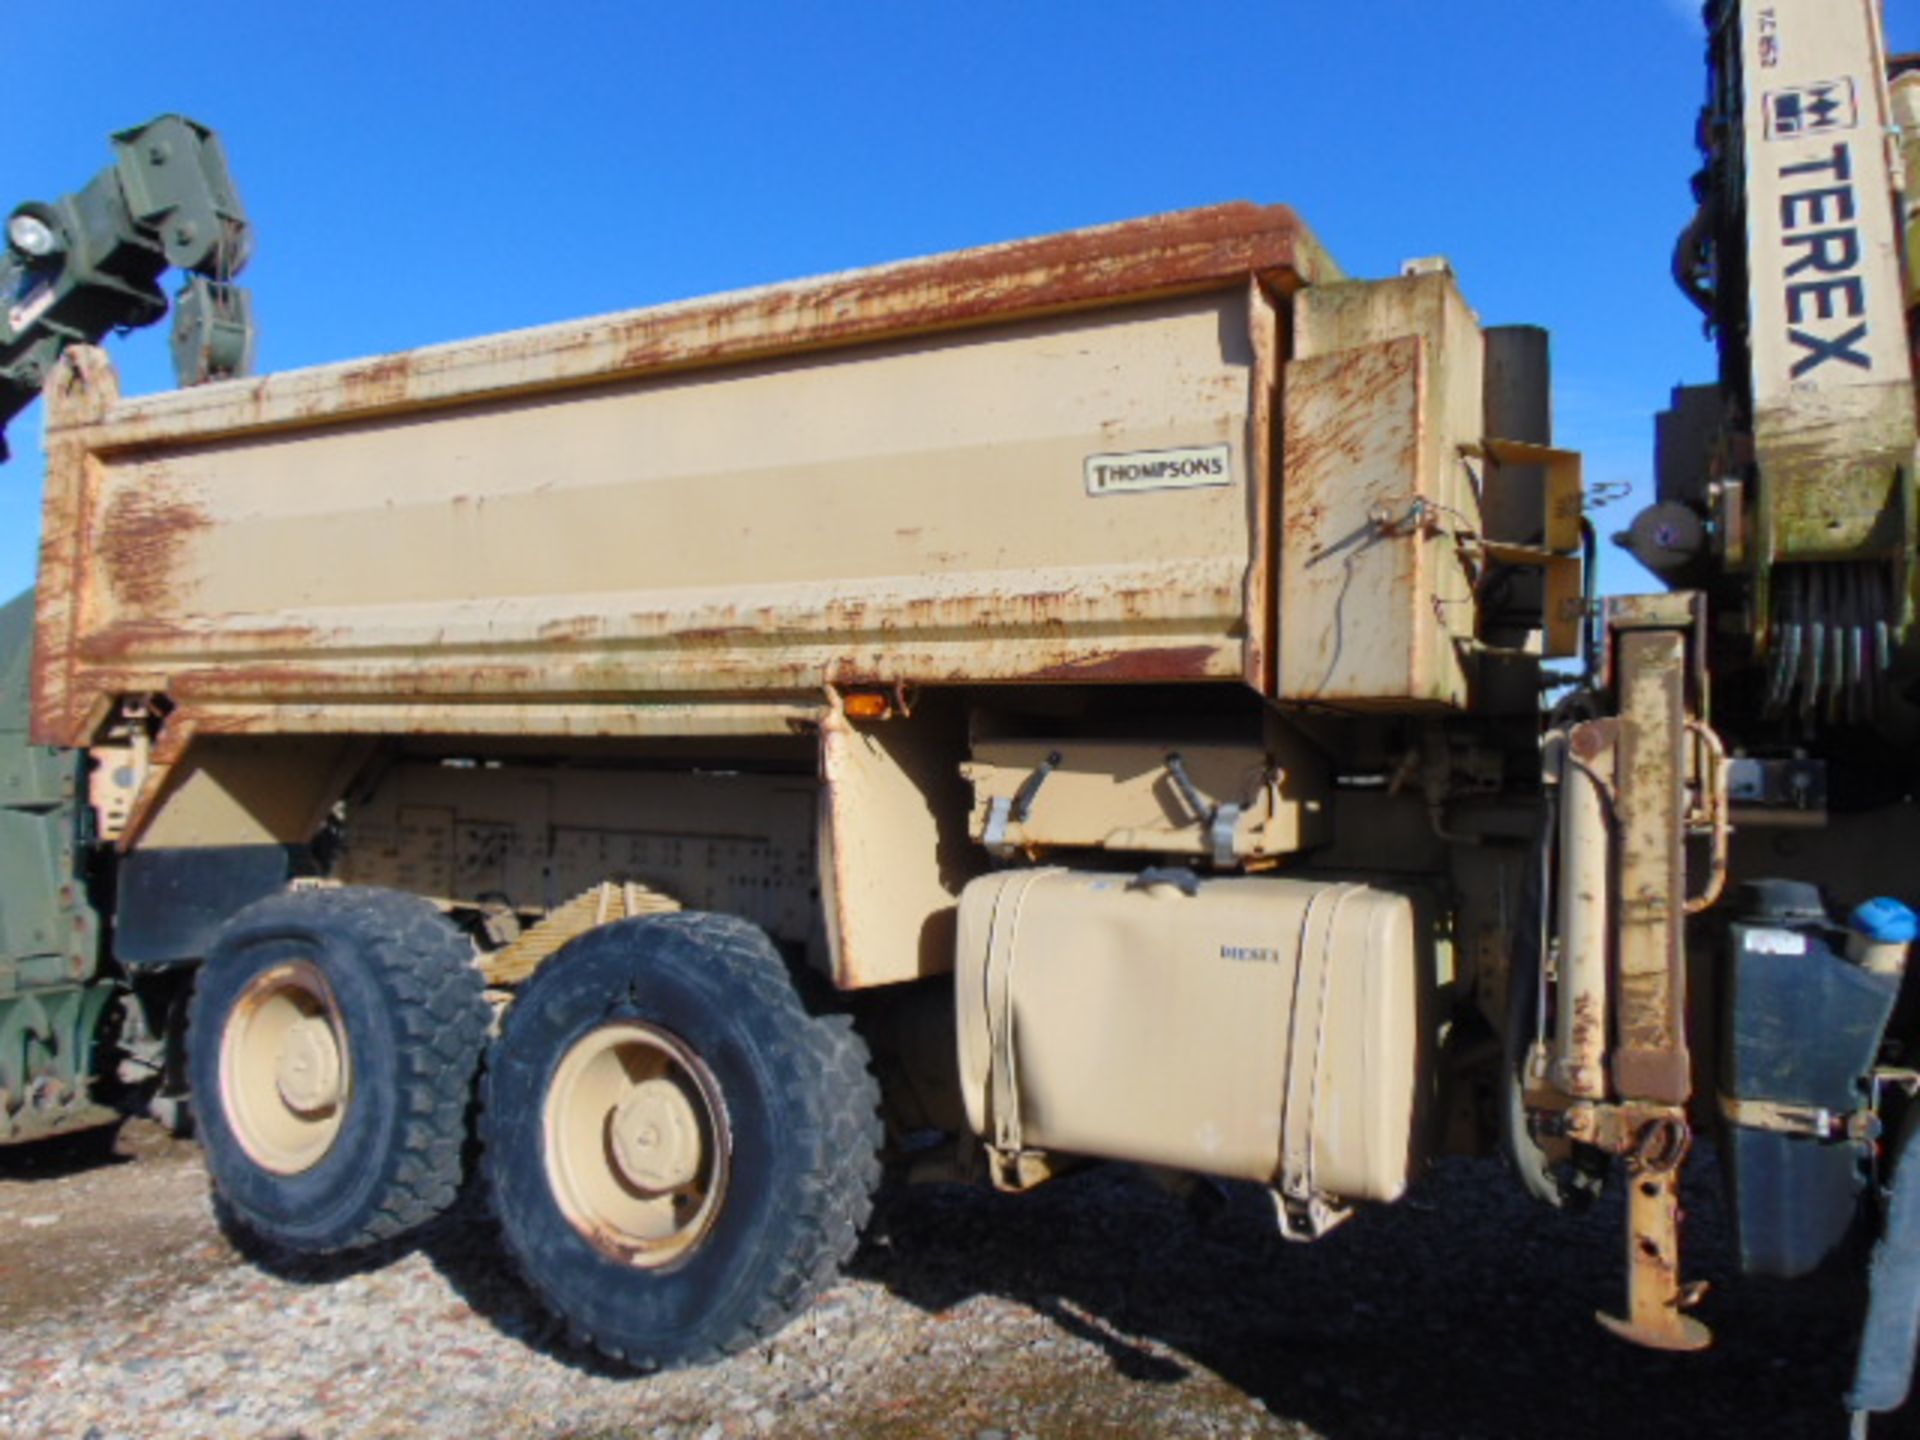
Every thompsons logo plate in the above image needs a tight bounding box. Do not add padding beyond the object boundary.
[1084,444,1232,496]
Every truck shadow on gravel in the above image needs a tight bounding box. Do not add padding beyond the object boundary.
[847,1153,1871,1440]
[0,1124,131,1181]
[209,1183,646,1381]
[175,1139,1880,1439]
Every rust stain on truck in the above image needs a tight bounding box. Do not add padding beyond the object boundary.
[337,355,416,411]
[42,204,1333,459]
[31,205,1299,749]
[96,486,211,614]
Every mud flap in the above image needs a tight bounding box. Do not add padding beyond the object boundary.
[1849,1119,1920,1417]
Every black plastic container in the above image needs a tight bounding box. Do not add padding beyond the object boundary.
[1721,880,1901,1278]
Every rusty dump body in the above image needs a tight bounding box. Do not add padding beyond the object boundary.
[13,193,1788,1392]
[31,203,1338,753]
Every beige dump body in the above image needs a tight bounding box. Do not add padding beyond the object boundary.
[31,205,1335,752]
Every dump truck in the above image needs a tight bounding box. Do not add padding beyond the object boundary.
[6,0,1920,1428]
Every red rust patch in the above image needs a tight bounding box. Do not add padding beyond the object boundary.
[536,615,604,644]
[1569,992,1602,1059]
[617,204,1320,374]
[338,355,415,410]
[1021,645,1223,683]
[75,618,324,665]
[1281,339,1418,502]
[96,487,212,616]
[672,625,761,647]
[1570,719,1618,762]
[164,657,546,702]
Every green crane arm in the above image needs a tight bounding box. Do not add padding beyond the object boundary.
[0,113,253,462]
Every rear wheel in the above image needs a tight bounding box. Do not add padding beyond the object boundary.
[220,956,351,1173]
[189,887,490,1254]
[481,912,881,1370]
[541,1018,733,1269]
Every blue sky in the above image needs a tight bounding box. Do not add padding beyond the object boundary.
[4,1,1914,600]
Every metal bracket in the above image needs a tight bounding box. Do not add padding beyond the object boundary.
[1127,866,1201,897]
[1271,1188,1353,1243]
[982,796,1015,858]
[983,750,1062,859]
[1163,751,1209,819]
[1165,751,1244,868]
[170,275,254,386]
[1683,719,1730,916]
[1208,803,1242,869]
[1720,1093,1880,1144]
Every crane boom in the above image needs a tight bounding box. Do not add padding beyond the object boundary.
[0,114,252,462]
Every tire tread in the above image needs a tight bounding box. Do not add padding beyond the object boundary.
[481,911,881,1371]
[190,886,489,1252]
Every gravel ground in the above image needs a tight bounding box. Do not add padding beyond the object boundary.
[0,1123,1893,1440]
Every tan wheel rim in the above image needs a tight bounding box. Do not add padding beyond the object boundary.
[543,1021,731,1268]
[218,960,352,1175]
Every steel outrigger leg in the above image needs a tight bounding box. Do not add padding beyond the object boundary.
[1597,1115,1711,1351]
[1593,601,1713,1354]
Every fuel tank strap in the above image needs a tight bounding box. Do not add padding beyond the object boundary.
[981,867,1060,1158]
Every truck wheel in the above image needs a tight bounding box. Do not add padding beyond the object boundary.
[481,912,881,1370]
[188,887,489,1254]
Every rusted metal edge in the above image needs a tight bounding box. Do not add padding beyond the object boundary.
[49,203,1337,452]
[34,557,1248,746]
[59,628,1241,736]
[30,352,122,752]
[1244,279,1282,696]
[166,699,832,739]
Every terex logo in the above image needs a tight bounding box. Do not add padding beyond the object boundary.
[1765,79,1858,138]
[1775,141,1872,380]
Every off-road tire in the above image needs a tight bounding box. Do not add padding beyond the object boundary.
[481,912,882,1371]
[189,886,489,1254]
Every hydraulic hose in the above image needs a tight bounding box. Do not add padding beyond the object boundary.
[1501,767,1572,1209]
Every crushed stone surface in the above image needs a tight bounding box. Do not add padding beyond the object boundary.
[0,1124,1874,1438]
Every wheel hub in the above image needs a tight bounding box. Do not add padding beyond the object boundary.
[218,960,351,1175]
[275,1016,343,1113]
[609,1078,702,1192]
[542,1020,730,1267]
